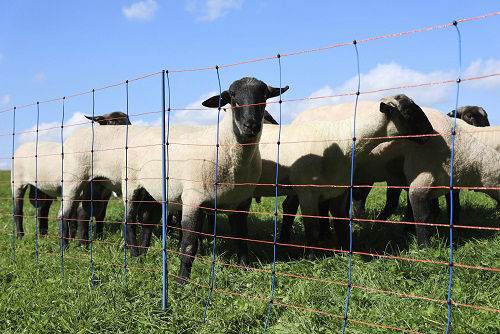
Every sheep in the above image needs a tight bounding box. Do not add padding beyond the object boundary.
[371,105,493,225]
[287,104,493,235]
[352,107,499,245]
[253,94,434,258]
[57,77,289,282]
[12,112,130,240]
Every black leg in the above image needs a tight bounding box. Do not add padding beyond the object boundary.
[38,199,52,236]
[14,186,27,239]
[318,199,332,242]
[352,186,371,219]
[279,195,299,244]
[94,199,108,239]
[138,198,162,255]
[409,191,432,247]
[331,195,349,251]
[228,198,252,266]
[76,205,90,247]
[125,191,142,258]
[176,208,203,283]
[377,186,402,221]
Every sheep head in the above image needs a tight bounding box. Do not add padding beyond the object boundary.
[379,94,433,144]
[85,111,131,125]
[447,106,490,127]
[202,77,289,143]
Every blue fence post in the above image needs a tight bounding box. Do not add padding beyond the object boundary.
[35,102,40,267]
[341,40,361,334]
[445,20,462,334]
[90,89,96,287]
[161,70,171,310]
[264,53,284,332]
[203,65,223,322]
[124,80,129,281]
[11,106,16,262]
[60,97,65,278]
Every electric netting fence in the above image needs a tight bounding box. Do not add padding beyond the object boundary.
[1,12,499,333]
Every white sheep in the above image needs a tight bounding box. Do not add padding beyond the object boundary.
[57,77,289,282]
[253,94,434,258]
[352,107,499,244]
[12,112,130,241]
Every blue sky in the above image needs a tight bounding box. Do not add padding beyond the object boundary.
[0,1,499,169]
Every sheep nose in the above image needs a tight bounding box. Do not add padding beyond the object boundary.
[243,121,260,133]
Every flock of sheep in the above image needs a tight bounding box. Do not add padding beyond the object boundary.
[11,77,499,283]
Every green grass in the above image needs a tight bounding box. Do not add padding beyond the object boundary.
[0,170,498,333]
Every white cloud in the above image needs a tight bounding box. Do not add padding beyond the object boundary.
[172,91,220,124]
[271,62,457,122]
[1,95,11,105]
[32,72,46,83]
[187,0,243,21]
[18,112,89,145]
[123,0,158,21]
[463,58,500,89]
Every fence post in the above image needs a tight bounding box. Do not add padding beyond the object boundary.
[342,40,361,333]
[445,20,462,334]
[264,53,284,332]
[60,97,66,277]
[203,65,223,322]
[10,106,16,262]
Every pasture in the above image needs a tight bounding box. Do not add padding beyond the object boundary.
[0,170,498,333]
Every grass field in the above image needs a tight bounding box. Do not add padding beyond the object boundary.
[0,169,498,333]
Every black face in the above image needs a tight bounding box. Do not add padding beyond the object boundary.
[449,106,490,127]
[381,94,433,144]
[85,111,131,125]
[202,77,288,143]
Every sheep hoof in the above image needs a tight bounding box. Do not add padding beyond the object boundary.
[174,277,188,285]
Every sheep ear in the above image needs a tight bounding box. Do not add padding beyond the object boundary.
[267,85,289,99]
[263,110,278,124]
[379,102,397,114]
[202,91,231,108]
[447,110,456,117]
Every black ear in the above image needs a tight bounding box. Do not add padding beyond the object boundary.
[379,102,397,114]
[263,110,278,125]
[202,91,231,108]
[267,85,289,99]
[447,110,456,117]
[85,115,93,121]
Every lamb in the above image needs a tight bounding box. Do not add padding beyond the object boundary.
[57,77,289,282]
[12,112,130,240]
[351,107,499,245]
[287,104,493,232]
[253,94,433,258]
[370,105,493,224]
[350,105,494,225]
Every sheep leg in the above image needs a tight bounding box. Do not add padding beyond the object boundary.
[408,190,432,247]
[13,186,27,239]
[296,192,321,260]
[76,205,90,247]
[318,199,332,242]
[94,199,108,239]
[331,193,349,251]
[228,198,251,266]
[176,207,203,283]
[279,195,299,244]
[124,191,142,258]
[445,190,461,226]
[138,200,162,255]
[37,198,52,236]
[29,187,52,236]
[377,186,402,221]
[352,186,370,218]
